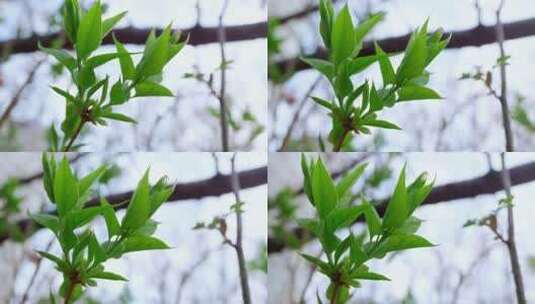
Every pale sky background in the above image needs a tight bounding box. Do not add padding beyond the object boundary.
[0,152,267,303]
[0,0,267,151]
[268,152,535,303]
[269,0,535,151]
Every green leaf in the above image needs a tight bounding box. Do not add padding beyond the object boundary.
[42,153,56,202]
[311,97,335,111]
[30,213,60,233]
[382,166,409,231]
[77,65,96,89]
[122,235,170,253]
[301,253,331,275]
[301,154,314,205]
[101,112,137,124]
[79,165,107,200]
[348,55,378,75]
[326,206,365,233]
[101,11,127,39]
[375,42,396,85]
[53,157,79,217]
[100,198,120,238]
[336,163,367,198]
[38,43,76,70]
[51,86,77,103]
[311,158,338,219]
[354,12,385,47]
[91,271,128,281]
[397,29,428,83]
[351,270,390,281]
[122,169,151,231]
[364,119,401,130]
[136,25,172,79]
[362,200,381,237]
[63,0,80,43]
[301,57,334,79]
[397,85,442,102]
[396,216,422,234]
[110,81,130,105]
[38,251,68,269]
[76,1,102,59]
[88,233,106,263]
[331,5,356,68]
[86,52,131,68]
[134,81,174,97]
[66,207,102,229]
[375,233,434,256]
[407,174,434,214]
[148,177,173,216]
[318,0,335,49]
[113,35,136,80]
[350,236,368,265]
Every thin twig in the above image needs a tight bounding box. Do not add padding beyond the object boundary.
[279,76,322,151]
[19,237,54,304]
[495,1,514,151]
[230,154,252,304]
[217,0,230,151]
[0,59,45,129]
[499,153,526,304]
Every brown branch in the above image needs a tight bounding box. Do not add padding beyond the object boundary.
[268,160,535,253]
[0,59,45,128]
[500,153,526,304]
[0,166,267,246]
[277,0,342,25]
[230,154,252,304]
[0,22,267,55]
[272,17,535,76]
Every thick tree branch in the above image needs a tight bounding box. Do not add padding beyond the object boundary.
[268,161,535,253]
[0,166,267,245]
[272,17,535,76]
[0,22,267,55]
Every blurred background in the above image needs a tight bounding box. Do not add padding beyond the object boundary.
[268,0,535,151]
[268,152,535,303]
[0,152,267,303]
[0,0,267,151]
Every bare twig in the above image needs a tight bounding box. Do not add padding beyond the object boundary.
[500,153,526,304]
[230,154,252,304]
[19,237,54,304]
[217,0,231,151]
[279,76,322,151]
[174,247,219,304]
[0,59,45,129]
[495,1,514,151]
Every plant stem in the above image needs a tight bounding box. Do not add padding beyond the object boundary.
[330,282,341,304]
[495,1,514,152]
[217,0,230,151]
[230,154,252,304]
[500,153,526,304]
[63,281,77,304]
[62,120,86,152]
[333,129,350,152]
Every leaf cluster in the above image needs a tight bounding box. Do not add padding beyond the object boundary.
[299,155,435,303]
[0,179,25,241]
[304,0,450,150]
[31,154,174,302]
[41,0,186,151]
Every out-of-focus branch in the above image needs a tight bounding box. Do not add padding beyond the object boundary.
[277,0,342,24]
[272,17,535,77]
[0,59,45,129]
[0,166,267,245]
[500,153,526,304]
[268,160,535,253]
[218,1,230,152]
[0,22,267,55]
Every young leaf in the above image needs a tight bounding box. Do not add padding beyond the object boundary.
[53,157,79,217]
[397,85,442,102]
[354,12,385,47]
[362,199,381,237]
[38,43,76,70]
[79,165,107,200]
[122,235,170,253]
[396,29,427,83]
[91,271,128,281]
[331,5,356,68]
[66,207,102,229]
[375,42,396,85]
[136,25,172,79]
[101,112,137,124]
[375,233,434,256]
[364,119,401,130]
[351,270,390,281]
[382,165,408,231]
[311,158,338,219]
[113,35,136,80]
[325,206,365,233]
[311,97,335,111]
[110,81,130,105]
[122,169,151,231]
[76,1,102,59]
[336,163,367,198]
[102,11,127,39]
[100,198,120,238]
[30,213,60,233]
[301,57,335,79]
[134,82,174,97]
[319,0,334,49]
[63,0,80,43]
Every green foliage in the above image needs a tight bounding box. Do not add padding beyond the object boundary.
[41,0,186,151]
[33,153,173,303]
[0,178,25,241]
[304,0,449,151]
[299,155,435,303]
